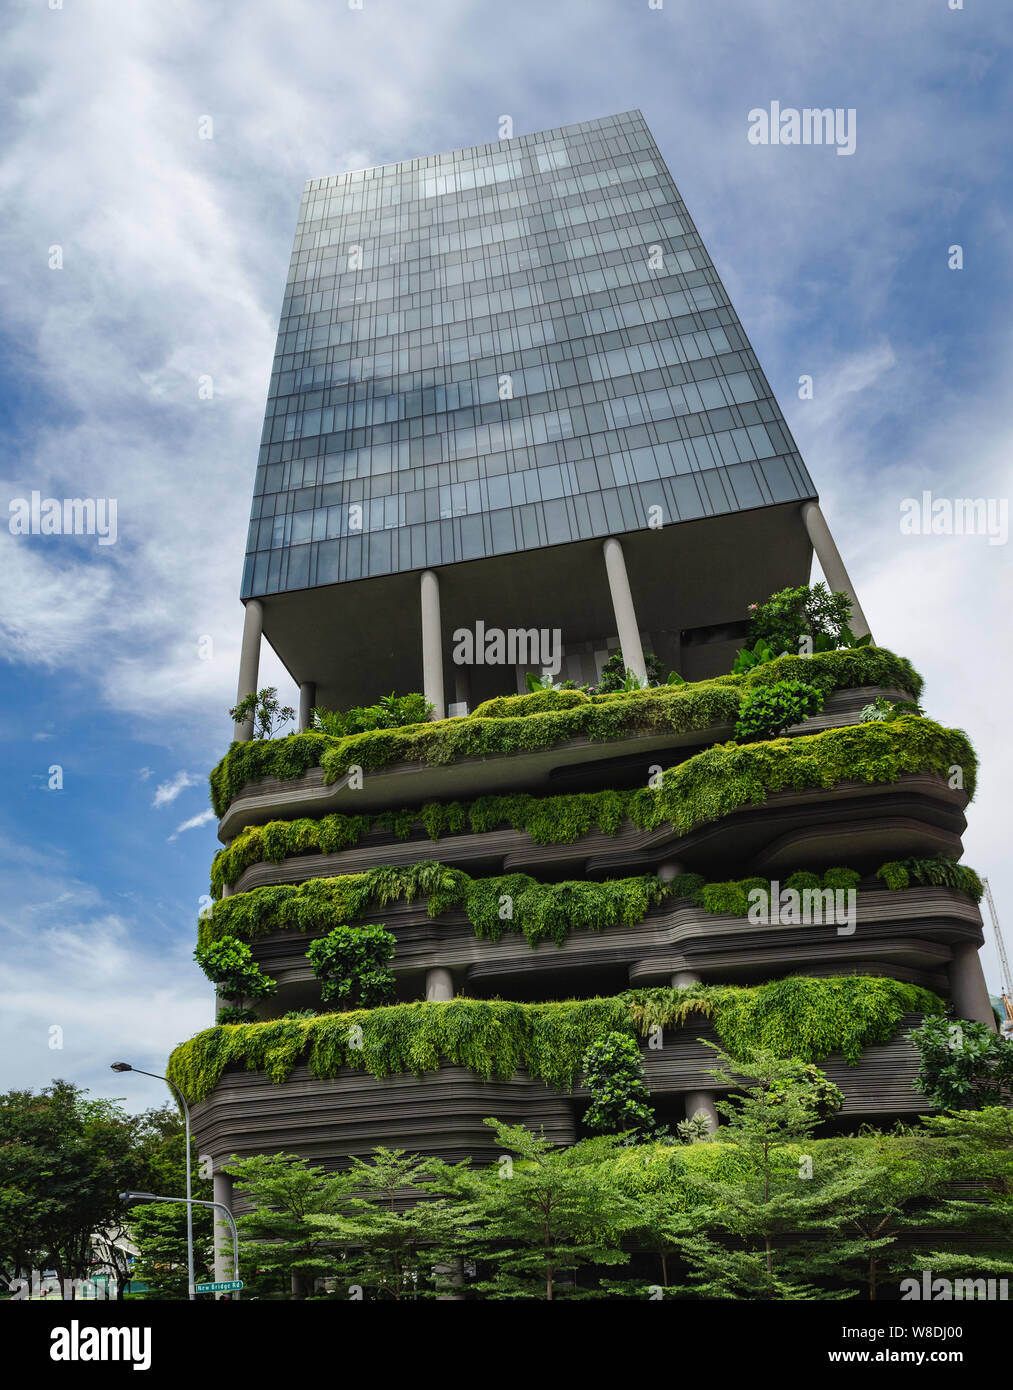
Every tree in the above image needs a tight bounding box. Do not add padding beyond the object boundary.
[126,1106,213,1299]
[305,924,396,1009]
[450,1122,638,1300]
[734,679,824,742]
[670,1049,863,1300]
[747,582,855,657]
[229,686,295,740]
[581,1032,656,1139]
[194,935,277,1020]
[909,1015,1013,1109]
[0,1082,142,1297]
[226,1153,354,1299]
[310,1149,468,1300]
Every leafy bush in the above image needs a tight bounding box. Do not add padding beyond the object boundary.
[306,924,397,1009]
[734,680,825,742]
[312,692,433,738]
[861,697,925,723]
[193,935,277,1013]
[784,870,822,893]
[472,689,590,719]
[216,1006,258,1025]
[822,867,861,892]
[877,858,983,901]
[596,649,667,693]
[581,1032,657,1137]
[909,1015,1013,1108]
[747,582,856,658]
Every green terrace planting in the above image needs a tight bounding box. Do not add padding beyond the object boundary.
[201,856,983,948]
[209,647,923,817]
[167,975,945,1104]
[210,716,975,893]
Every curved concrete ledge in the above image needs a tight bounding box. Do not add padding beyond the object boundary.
[217,685,912,843]
[190,1014,933,1173]
[227,772,968,894]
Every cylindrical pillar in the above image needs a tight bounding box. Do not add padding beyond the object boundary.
[425,967,454,1002]
[420,570,445,720]
[657,861,684,882]
[212,1170,234,1285]
[800,501,872,641]
[298,681,316,733]
[602,537,647,684]
[684,1091,719,1134]
[233,599,264,742]
[948,942,997,1029]
[671,970,701,989]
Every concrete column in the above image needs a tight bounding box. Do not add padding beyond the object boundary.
[602,537,647,684]
[425,967,454,1001]
[212,1170,234,1285]
[671,970,701,989]
[684,1090,720,1134]
[657,861,684,882]
[453,666,471,710]
[948,942,997,1029]
[801,501,872,642]
[233,599,264,742]
[420,569,445,720]
[298,681,316,733]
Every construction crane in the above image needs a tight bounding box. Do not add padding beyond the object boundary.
[981,876,1013,1035]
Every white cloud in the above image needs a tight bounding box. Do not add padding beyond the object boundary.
[170,808,217,840]
[152,770,198,808]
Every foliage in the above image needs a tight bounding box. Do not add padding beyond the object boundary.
[312,691,433,738]
[731,637,778,674]
[228,686,296,741]
[305,924,396,1009]
[734,679,825,741]
[861,697,925,723]
[876,857,983,901]
[596,649,667,693]
[167,975,943,1103]
[210,713,964,891]
[193,935,277,1014]
[908,1015,1013,1109]
[208,646,925,816]
[747,582,856,658]
[581,1032,657,1138]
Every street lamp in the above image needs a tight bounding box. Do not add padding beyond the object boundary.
[111,1063,195,1301]
[120,1193,239,1300]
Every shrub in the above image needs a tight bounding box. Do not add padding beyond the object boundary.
[785,870,822,893]
[734,680,825,742]
[193,935,277,1013]
[581,1032,657,1137]
[822,867,861,892]
[909,1015,1013,1108]
[313,691,433,737]
[306,924,397,1009]
[228,687,296,741]
[747,582,855,658]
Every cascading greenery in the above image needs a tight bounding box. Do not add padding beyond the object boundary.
[210,716,975,892]
[876,857,984,900]
[209,647,923,817]
[167,975,946,1104]
[201,856,982,948]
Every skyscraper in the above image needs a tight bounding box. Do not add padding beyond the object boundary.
[176,114,993,1288]
[234,110,865,722]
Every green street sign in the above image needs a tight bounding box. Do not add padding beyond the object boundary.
[195,1280,243,1293]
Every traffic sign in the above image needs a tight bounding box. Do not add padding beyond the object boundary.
[195,1280,243,1293]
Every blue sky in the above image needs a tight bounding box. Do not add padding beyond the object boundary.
[1,0,1010,1111]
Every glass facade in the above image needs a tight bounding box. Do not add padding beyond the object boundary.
[241,111,815,599]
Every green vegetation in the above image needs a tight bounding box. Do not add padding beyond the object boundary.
[733,679,824,742]
[167,975,945,1104]
[193,935,277,1021]
[209,646,924,816]
[306,924,396,1008]
[877,856,984,900]
[581,1032,657,1138]
[311,691,433,738]
[203,856,981,946]
[909,1015,1013,1109]
[228,686,295,740]
[211,715,972,890]
[745,581,857,659]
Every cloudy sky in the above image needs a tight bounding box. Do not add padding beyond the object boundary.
[1,0,1010,1111]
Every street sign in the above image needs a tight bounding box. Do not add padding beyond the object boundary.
[195,1280,243,1293]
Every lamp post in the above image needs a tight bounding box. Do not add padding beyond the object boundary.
[111,1063,195,1301]
[120,1193,239,1300]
